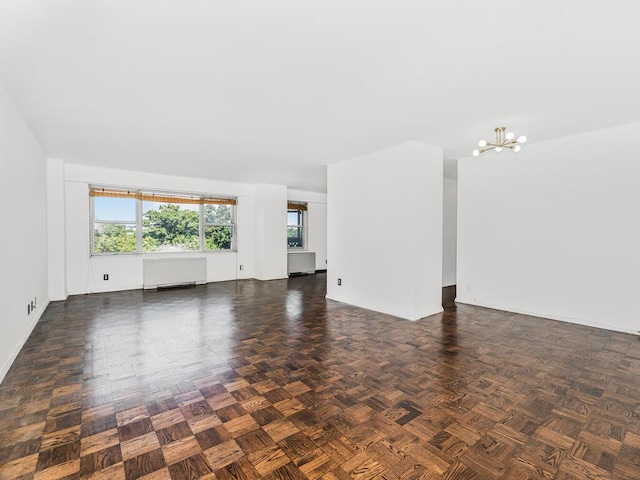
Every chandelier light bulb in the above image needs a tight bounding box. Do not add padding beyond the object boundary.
[517,135,527,143]
[506,132,515,140]
[495,147,503,152]
[513,145,521,152]
[472,149,480,157]
[478,140,487,147]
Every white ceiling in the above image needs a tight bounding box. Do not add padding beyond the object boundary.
[1,1,639,191]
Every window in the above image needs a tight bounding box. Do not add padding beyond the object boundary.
[204,203,234,250]
[287,202,307,249]
[90,188,236,254]
[93,196,137,253]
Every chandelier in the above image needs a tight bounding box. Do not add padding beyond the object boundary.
[472,127,527,156]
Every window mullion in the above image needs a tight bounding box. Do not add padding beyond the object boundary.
[233,205,237,251]
[199,204,204,251]
[136,198,143,253]
[90,195,95,255]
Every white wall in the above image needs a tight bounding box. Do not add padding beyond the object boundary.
[327,141,443,321]
[62,164,257,294]
[253,184,288,280]
[457,122,640,334]
[0,81,49,383]
[288,189,328,271]
[442,177,457,286]
[47,158,67,300]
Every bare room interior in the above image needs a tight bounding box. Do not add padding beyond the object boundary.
[1,2,639,479]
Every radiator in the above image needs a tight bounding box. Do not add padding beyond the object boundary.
[288,252,316,275]
[143,257,207,289]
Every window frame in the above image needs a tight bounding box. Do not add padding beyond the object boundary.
[287,206,307,250]
[90,186,237,256]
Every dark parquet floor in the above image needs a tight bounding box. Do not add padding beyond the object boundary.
[1,274,640,480]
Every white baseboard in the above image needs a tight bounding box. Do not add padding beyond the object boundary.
[326,294,443,322]
[414,306,445,321]
[0,300,50,385]
[455,297,638,336]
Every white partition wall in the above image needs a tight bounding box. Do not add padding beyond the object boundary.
[442,177,457,287]
[457,122,640,334]
[253,184,288,280]
[327,141,444,321]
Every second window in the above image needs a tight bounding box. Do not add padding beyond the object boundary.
[287,202,307,249]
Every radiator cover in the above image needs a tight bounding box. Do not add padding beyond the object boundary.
[143,257,207,289]
[288,252,316,275]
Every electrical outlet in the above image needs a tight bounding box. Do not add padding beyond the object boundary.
[338,278,342,286]
[103,274,109,281]
[239,265,244,270]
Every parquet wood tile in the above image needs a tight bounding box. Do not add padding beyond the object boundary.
[203,440,244,470]
[2,277,640,479]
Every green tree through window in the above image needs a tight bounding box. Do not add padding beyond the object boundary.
[143,203,200,252]
[94,224,137,253]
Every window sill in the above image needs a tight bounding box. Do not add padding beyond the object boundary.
[91,250,237,257]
